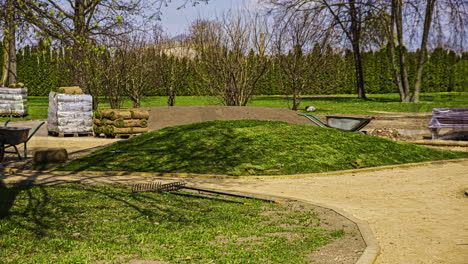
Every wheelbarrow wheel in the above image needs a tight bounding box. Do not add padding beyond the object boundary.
[0,144,4,163]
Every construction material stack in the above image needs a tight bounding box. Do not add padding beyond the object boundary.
[47,87,94,136]
[94,109,149,138]
[0,83,28,117]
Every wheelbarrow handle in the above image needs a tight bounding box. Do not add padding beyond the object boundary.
[297,113,328,127]
[26,122,46,142]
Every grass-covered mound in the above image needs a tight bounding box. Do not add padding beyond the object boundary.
[59,120,468,175]
[0,184,342,263]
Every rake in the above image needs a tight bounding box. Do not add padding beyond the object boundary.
[131,181,281,204]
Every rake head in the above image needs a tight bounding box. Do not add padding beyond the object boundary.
[131,181,186,192]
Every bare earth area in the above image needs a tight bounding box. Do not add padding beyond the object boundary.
[2,106,468,263]
[183,161,468,264]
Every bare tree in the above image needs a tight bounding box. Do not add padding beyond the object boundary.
[85,48,125,109]
[191,13,270,106]
[412,0,437,102]
[267,0,381,99]
[123,36,154,108]
[383,0,466,102]
[13,0,177,108]
[157,54,191,106]
[386,0,411,102]
[273,10,332,110]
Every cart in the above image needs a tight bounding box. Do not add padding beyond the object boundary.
[0,120,45,163]
[297,113,373,132]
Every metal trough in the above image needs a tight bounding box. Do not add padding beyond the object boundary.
[326,116,373,132]
[297,113,373,132]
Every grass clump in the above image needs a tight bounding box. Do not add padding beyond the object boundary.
[58,120,468,175]
[0,183,339,263]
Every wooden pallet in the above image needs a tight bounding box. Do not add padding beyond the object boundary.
[0,113,28,117]
[95,133,142,139]
[48,131,94,137]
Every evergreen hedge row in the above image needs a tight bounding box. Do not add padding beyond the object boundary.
[1,43,466,96]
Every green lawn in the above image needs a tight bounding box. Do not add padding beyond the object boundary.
[58,120,468,175]
[1,92,467,122]
[0,183,344,263]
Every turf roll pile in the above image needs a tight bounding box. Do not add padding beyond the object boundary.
[94,109,149,137]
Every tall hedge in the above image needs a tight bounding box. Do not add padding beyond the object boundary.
[1,44,467,95]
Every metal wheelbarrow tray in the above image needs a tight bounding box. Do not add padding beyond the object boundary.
[297,113,373,132]
[0,120,45,163]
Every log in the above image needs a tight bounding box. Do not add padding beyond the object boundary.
[105,125,148,135]
[130,109,150,119]
[113,119,147,128]
[99,109,131,120]
[93,125,101,134]
[113,126,148,134]
[57,86,84,94]
[98,109,149,120]
[94,118,147,128]
[33,148,68,164]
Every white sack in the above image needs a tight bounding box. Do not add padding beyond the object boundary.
[0,94,27,101]
[54,93,93,103]
[56,102,92,112]
[0,88,28,94]
[48,123,93,133]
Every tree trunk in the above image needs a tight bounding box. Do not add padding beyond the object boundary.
[1,37,10,86]
[387,4,405,101]
[1,0,17,86]
[133,97,141,108]
[72,0,87,88]
[167,87,176,107]
[292,90,300,111]
[349,0,366,99]
[394,0,411,102]
[412,0,436,103]
[352,43,366,99]
[388,39,407,101]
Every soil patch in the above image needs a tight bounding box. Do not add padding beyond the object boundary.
[141,106,313,131]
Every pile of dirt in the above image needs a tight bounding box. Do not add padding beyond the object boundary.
[142,106,313,131]
[370,127,408,140]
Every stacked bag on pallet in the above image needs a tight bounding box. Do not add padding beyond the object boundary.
[93,109,149,137]
[0,83,28,117]
[47,87,94,135]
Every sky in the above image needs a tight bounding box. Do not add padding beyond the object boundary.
[158,0,263,36]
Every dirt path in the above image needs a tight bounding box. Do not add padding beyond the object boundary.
[182,161,468,264]
[2,160,467,264]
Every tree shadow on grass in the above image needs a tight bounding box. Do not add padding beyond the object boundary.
[0,180,216,243]
[0,179,53,237]
[0,180,33,219]
[60,121,260,175]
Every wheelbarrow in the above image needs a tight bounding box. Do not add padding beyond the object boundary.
[0,120,46,163]
[297,113,373,132]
